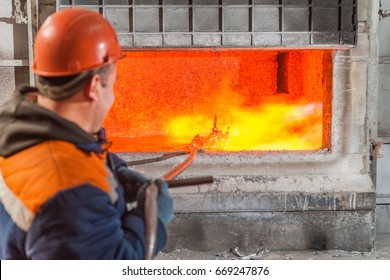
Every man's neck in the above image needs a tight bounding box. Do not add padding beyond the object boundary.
[37,94,94,134]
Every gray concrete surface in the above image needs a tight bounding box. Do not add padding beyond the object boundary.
[157,233,390,260]
[163,210,375,252]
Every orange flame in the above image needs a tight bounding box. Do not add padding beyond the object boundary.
[104,49,332,152]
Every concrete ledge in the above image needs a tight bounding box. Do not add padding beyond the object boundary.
[172,190,375,213]
[170,174,375,212]
[165,210,375,252]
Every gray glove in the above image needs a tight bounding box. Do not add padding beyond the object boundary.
[136,179,174,225]
[107,153,149,203]
[155,179,174,224]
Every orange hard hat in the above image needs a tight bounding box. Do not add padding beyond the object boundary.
[32,8,124,76]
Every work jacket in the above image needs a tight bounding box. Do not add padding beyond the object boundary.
[0,86,167,259]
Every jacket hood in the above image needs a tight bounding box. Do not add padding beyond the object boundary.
[0,86,99,157]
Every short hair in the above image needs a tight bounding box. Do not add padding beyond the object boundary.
[36,64,111,100]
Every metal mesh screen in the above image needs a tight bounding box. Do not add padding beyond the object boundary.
[57,0,357,48]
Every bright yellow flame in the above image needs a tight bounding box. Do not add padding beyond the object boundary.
[167,102,322,151]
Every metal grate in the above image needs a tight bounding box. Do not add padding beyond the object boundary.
[57,0,357,48]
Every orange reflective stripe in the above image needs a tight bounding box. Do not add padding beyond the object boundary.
[1,141,110,215]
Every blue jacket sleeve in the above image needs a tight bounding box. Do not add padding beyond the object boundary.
[25,184,167,260]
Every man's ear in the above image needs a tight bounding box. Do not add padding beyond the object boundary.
[85,74,101,101]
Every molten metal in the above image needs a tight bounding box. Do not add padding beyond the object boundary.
[104,49,332,152]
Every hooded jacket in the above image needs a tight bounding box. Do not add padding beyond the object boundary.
[0,86,166,259]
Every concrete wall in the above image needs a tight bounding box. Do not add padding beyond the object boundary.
[0,0,18,103]
[376,146,390,234]
[376,0,390,234]
[0,0,55,106]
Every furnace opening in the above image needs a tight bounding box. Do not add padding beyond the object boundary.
[104,49,332,153]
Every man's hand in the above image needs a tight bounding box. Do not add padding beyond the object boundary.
[136,179,174,225]
[108,153,174,224]
[155,179,174,224]
[108,153,150,202]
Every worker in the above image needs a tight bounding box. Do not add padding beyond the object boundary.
[0,8,173,259]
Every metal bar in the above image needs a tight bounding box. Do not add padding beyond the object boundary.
[162,147,197,180]
[26,0,35,85]
[57,1,356,48]
[144,183,159,260]
[379,56,390,64]
[0,60,29,67]
[377,136,390,144]
[250,0,254,45]
[190,0,193,45]
[309,0,313,45]
[144,146,199,260]
[220,0,224,45]
[376,194,390,205]
[126,151,189,166]
[279,0,283,43]
[167,176,214,188]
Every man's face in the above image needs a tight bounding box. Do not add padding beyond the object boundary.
[93,63,117,133]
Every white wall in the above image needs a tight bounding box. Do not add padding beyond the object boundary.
[0,0,17,103]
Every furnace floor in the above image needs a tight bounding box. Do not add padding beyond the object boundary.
[156,233,390,260]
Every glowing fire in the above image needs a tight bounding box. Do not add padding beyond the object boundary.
[104,49,332,152]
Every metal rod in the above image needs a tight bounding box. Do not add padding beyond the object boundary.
[167,176,214,188]
[26,0,35,85]
[0,60,29,67]
[143,183,159,260]
[162,147,198,180]
[126,151,189,166]
[144,147,199,260]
